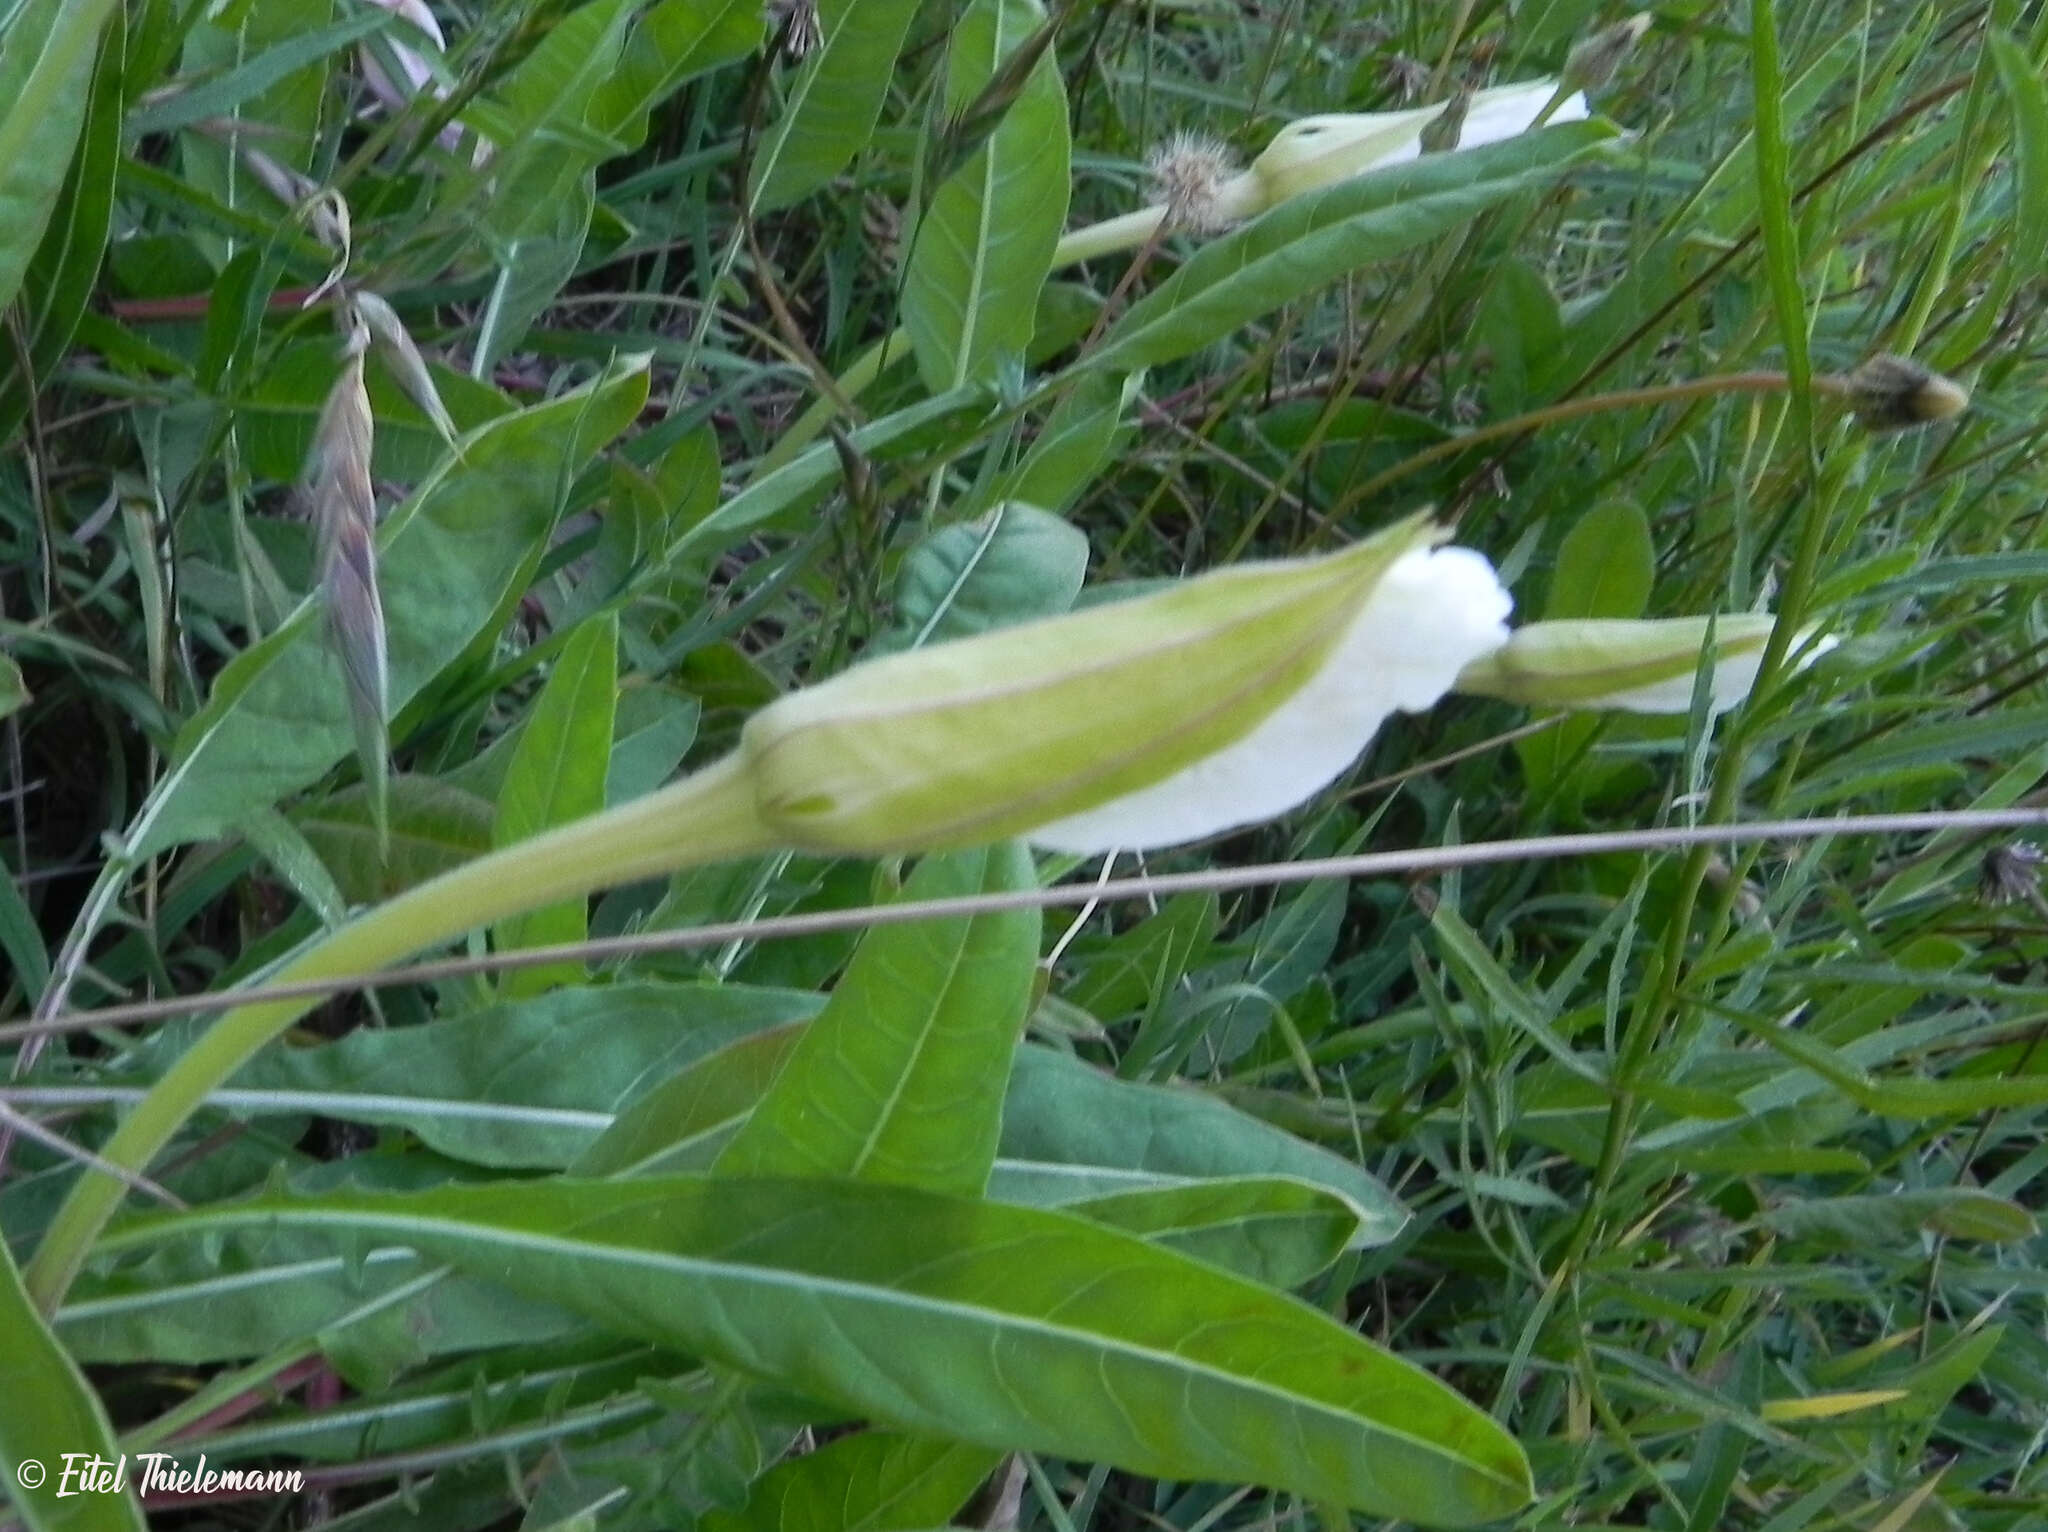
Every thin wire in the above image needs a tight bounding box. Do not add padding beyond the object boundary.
[3,807,2037,1046]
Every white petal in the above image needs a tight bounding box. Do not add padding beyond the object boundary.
[1372,81,1590,170]
[1591,631,1837,716]
[1030,546,1512,853]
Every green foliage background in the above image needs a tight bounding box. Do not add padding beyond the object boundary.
[1,1,2045,1530]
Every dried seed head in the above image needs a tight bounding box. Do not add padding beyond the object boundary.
[237,144,321,210]
[352,290,459,449]
[1844,354,1970,432]
[767,0,821,58]
[1563,13,1653,95]
[308,352,390,848]
[1381,54,1432,103]
[1980,842,2045,908]
[1146,132,1241,235]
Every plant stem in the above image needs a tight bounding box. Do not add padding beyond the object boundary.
[23,753,771,1312]
[748,208,1169,480]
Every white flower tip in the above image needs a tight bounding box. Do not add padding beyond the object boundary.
[1029,541,1510,853]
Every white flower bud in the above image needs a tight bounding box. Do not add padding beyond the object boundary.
[1053,78,1591,268]
[1456,616,1836,717]
[1231,79,1590,214]
[740,517,1511,855]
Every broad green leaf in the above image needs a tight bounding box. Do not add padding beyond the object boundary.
[243,340,513,483]
[126,357,647,859]
[881,502,1089,651]
[228,984,823,1168]
[107,1177,1534,1526]
[129,10,389,133]
[0,1232,146,1531]
[1992,31,2048,289]
[748,0,924,212]
[1065,1176,1360,1288]
[1519,497,1654,802]
[296,775,496,904]
[1089,121,1617,376]
[0,0,122,438]
[0,0,118,316]
[59,1220,584,1366]
[606,685,700,807]
[717,843,1040,1194]
[1761,1190,2037,1246]
[0,843,49,1004]
[1545,500,1654,621]
[1001,1047,1406,1248]
[0,651,25,721]
[268,1013,1403,1246]
[903,0,1070,393]
[700,1432,996,1532]
[998,370,1135,513]
[576,1023,808,1176]
[493,615,619,995]
[592,0,765,151]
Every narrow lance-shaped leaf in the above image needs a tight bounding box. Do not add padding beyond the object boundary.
[716,842,1040,1194]
[492,615,620,995]
[0,1232,146,1532]
[902,0,1070,394]
[0,0,118,315]
[0,0,123,437]
[105,1177,1535,1527]
[748,0,924,212]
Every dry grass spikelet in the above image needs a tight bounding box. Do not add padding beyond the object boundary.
[308,318,391,851]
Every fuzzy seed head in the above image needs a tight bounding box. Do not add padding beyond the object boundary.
[1845,355,1970,432]
[1980,842,2045,908]
[1146,132,1241,235]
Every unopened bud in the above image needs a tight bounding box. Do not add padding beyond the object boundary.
[740,515,1511,855]
[1417,85,1474,155]
[1563,14,1653,95]
[1843,355,1970,432]
[1456,615,1833,717]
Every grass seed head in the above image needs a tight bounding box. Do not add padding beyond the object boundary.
[1845,354,1971,432]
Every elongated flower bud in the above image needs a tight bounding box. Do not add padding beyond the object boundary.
[1051,78,1591,268]
[1236,79,1588,213]
[741,516,1511,855]
[1456,615,1834,716]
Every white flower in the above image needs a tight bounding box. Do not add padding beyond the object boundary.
[740,517,1512,856]
[1029,546,1510,852]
